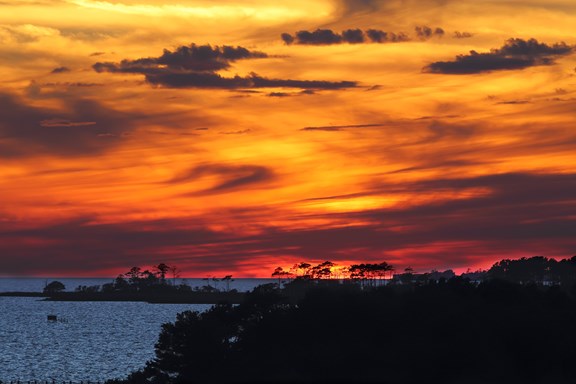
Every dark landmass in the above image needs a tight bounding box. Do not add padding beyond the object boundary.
[0,291,47,297]
[0,290,245,304]
[0,264,244,304]
[108,279,576,384]
[105,256,576,384]
[44,290,246,304]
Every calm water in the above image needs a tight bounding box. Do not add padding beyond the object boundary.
[0,277,273,293]
[0,278,273,382]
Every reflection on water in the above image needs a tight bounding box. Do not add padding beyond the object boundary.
[0,278,274,381]
[0,297,210,381]
[0,277,273,293]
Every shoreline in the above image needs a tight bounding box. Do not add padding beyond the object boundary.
[0,291,246,304]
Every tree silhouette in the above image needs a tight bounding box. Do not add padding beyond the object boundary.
[291,262,312,278]
[310,261,335,279]
[155,263,170,283]
[43,280,65,294]
[272,267,294,285]
[168,265,181,285]
[125,266,142,286]
[222,275,234,292]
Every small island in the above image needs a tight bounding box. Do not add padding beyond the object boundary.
[0,264,246,304]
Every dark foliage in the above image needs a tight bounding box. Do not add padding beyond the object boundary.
[100,264,188,294]
[43,280,65,294]
[113,276,576,384]
[488,255,576,286]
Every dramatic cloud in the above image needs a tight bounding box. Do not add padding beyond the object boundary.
[145,72,356,89]
[50,66,70,74]
[282,25,451,45]
[2,0,576,277]
[0,93,133,158]
[415,26,444,40]
[94,43,356,90]
[40,118,96,127]
[170,164,276,194]
[94,44,267,74]
[209,172,576,271]
[0,217,230,275]
[1,171,574,275]
[342,28,365,43]
[365,29,409,43]
[281,28,413,45]
[453,31,473,39]
[42,82,103,87]
[301,123,385,131]
[424,38,575,74]
[276,172,576,268]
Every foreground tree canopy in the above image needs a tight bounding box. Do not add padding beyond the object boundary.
[111,272,576,384]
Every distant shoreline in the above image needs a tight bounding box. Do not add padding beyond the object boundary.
[0,291,246,304]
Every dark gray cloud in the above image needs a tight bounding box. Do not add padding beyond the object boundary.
[386,159,490,174]
[293,29,343,45]
[342,28,365,43]
[0,216,229,275]
[301,123,385,131]
[144,72,356,90]
[360,173,576,232]
[170,164,275,194]
[94,43,356,90]
[93,44,267,74]
[268,92,290,97]
[280,33,294,45]
[266,90,315,97]
[50,66,70,74]
[42,82,104,87]
[365,29,387,43]
[424,38,575,74]
[0,93,134,158]
[365,29,409,43]
[495,100,530,105]
[282,28,412,45]
[282,26,448,45]
[415,26,444,40]
[453,31,473,39]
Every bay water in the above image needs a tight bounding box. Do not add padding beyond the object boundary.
[0,278,273,382]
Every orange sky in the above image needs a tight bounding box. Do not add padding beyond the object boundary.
[1,0,575,277]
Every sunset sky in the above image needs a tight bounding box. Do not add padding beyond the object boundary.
[1,0,575,277]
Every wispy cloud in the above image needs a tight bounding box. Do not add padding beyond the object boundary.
[0,93,133,158]
[169,164,276,194]
[301,123,386,131]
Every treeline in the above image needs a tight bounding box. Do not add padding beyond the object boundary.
[99,264,188,293]
[110,276,576,384]
[273,256,576,287]
[487,256,576,285]
[48,264,237,295]
[272,261,394,282]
